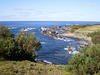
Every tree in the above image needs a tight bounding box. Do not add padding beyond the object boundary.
[15,31,41,61]
[0,25,41,61]
[0,24,15,60]
[16,32,41,51]
[0,24,14,39]
[0,37,16,60]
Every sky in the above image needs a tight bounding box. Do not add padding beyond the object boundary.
[0,0,100,21]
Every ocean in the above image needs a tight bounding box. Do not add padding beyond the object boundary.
[0,21,100,65]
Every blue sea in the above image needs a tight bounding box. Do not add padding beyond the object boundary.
[0,21,100,65]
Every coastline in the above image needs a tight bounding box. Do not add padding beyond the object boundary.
[59,32,93,46]
[35,59,57,65]
[40,26,93,46]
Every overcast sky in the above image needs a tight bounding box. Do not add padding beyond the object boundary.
[0,0,100,21]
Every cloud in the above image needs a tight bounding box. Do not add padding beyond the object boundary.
[2,8,96,21]
[13,8,36,11]
[13,8,23,11]
[84,4,96,6]
[26,9,35,11]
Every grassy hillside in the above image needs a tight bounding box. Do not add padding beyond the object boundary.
[74,24,100,34]
[73,24,100,44]
[0,60,71,75]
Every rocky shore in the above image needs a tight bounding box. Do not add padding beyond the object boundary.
[41,25,93,45]
[35,59,57,65]
[40,26,67,41]
[60,32,93,46]
[40,25,93,54]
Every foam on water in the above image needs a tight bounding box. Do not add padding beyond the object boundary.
[70,46,76,51]
[67,39,74,42]
[68,51,80,54]
[64,46,79,54]
[64,48,68,50]
[54,37,66,41]
[72,51,80,54]
[64,39,67,41]
[21,27,36,31]
[41,42,47,44]
[80,41,88,45]
[43,60,52,64]
[8,27,18,29]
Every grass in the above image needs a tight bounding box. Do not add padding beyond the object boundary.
[75,25,100,34]
[71,24,100,44]
[0,60,71,75]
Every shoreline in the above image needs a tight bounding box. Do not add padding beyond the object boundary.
[40,26,93,46]
[59,32,93,46]
[35,59,58,65]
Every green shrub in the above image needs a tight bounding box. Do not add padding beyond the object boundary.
[0,25,41,61]
[87,31,100,37]
[0,24,14,38]
[70,28,74,33]
[87,31,100,44]
[92,36,100,44]
[15,31,41,61]
[65,44,100,75]
[0,37,16,60]
[72,24,91,29]
[16,32,41,51]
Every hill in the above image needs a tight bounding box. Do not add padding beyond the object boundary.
[0,60,71,75]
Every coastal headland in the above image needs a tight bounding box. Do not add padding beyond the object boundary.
[40,24,100,46]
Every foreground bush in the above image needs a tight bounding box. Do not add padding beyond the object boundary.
[65,44,100,75]
[0,37,16,60]
[15,32,41,61]
[0,24,14,38]
[0,24,41,61]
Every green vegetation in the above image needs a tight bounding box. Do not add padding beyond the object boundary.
[65,44,100,75]
[70,24,100,44]
[0,24,41,61]
[0,24,100,75]
[0,60,71,75]
[65,24,100,75]
[87,31,100,44]
[74,24,100,33]
[16,32,41,51]
[70,24,92,33]
[0,24,71,75]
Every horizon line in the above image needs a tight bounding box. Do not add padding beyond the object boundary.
[0,20,100,22]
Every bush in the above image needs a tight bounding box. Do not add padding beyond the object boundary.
[16,32,41,51]
[0,37,16,60]
[0,25,41,61]
[87,31,100,37]
[70,28,74,33]
[0,24,14,38]
[92,36,100,44]
[15,31,41,61]
[87,31,100,44]
[65,44,100,75]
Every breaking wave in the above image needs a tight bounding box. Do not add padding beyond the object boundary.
[41,42,47,44]
[43,60,52,64]
[8,27,18,29]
